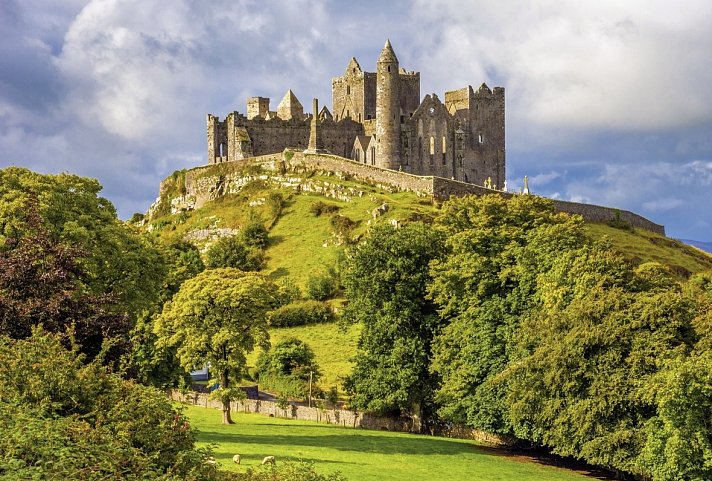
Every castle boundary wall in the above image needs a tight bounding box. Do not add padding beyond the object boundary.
[170,390,514,446]
[172,151,664,235]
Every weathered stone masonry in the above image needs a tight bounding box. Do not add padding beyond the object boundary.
[207,40,505,189]
[171,151,664,235]
[197,40,663,235]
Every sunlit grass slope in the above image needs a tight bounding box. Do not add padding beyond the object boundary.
[583,223,712,277]
[245,321,361,394]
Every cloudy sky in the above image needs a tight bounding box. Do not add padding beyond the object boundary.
[2,0,712,240]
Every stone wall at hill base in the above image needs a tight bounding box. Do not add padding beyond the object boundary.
[171,390,514,447]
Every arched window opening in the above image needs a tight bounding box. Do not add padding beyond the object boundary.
[442,136,447,165]
[429,136,435,165]
[347,85,350,95]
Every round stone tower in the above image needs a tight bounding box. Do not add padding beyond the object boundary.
[375,39,401,169]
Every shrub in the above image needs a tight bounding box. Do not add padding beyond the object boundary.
[276,278,303,305]
[240,461,346,481]
[306,270,339,301]
[329,214,357,238]
[0,329,219,481]
[256,338,321,399]
[241,220,269,249]
[205,236,264,271]
[310,201,340,217]
[269,300,334,327]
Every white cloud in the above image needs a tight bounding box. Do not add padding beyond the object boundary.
[530,170,563,186]
[410,0,712,134]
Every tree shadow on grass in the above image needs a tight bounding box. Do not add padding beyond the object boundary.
[201,430,619,479]
[199,430,485,456]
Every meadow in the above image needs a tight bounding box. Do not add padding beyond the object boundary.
[185,404,607,481]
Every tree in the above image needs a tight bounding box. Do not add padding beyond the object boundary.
[0,328,218,480]
[155,268,279,423]
[240,219,269,249]
[0,167,166,321]
[257,337,321,381]
[342,223,444,428]
[0,210,130,363]
[123,240,205,388]
[205,235,264,271]
[428,194,578,433]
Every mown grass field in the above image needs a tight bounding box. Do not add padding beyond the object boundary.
[184,404,605,481]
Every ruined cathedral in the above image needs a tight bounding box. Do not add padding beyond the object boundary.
[207,40,505,188]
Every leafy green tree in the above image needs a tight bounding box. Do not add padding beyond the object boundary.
[205,235,264,271]
[342,223,444,427]
[428,194,578,433]
[0,328,218,480]
[0,167,166,320]
[155,268,279,423]
[256,337,321,400]
[123,240,205,388]
[504,233,710,478]
[241,219,269,249]
[257,337,321,382]
[637,276,712,481]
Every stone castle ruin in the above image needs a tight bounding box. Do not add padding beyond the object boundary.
[200,40,665,235]
[207,40,505,188]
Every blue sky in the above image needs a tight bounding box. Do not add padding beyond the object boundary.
[2,0,712,240]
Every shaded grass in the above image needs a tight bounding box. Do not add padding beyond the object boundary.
[184,404,604,481]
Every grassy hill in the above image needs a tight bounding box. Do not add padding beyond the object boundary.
[146,163,712,394]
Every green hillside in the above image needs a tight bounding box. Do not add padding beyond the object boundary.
[145,165,712,395]
[146,164,712,285]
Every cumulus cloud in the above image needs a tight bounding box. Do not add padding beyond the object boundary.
[1,0,711,239]
[410,0,712,134]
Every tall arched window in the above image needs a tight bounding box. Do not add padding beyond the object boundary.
[429,137,435,166]
[442,136,447,165]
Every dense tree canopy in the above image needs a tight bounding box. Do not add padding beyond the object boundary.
[155,268,280,423]
[342,223,444,426]
[0,167,166,321]
[0,329,217,480]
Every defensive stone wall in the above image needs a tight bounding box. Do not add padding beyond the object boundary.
[429,176,664,234]
[166,151,664,235]
[170,390,513,446]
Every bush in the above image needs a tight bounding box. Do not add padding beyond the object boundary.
[276,278,303,305]
[310,201,340,217]
[238,461,346,481]
[241,220,269,249]
[269,300,334,327]
[329,215,357,238]
[256,338,321,399]
[0,329,219,481]
[205,236,264,271]
[306,269,339,301]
